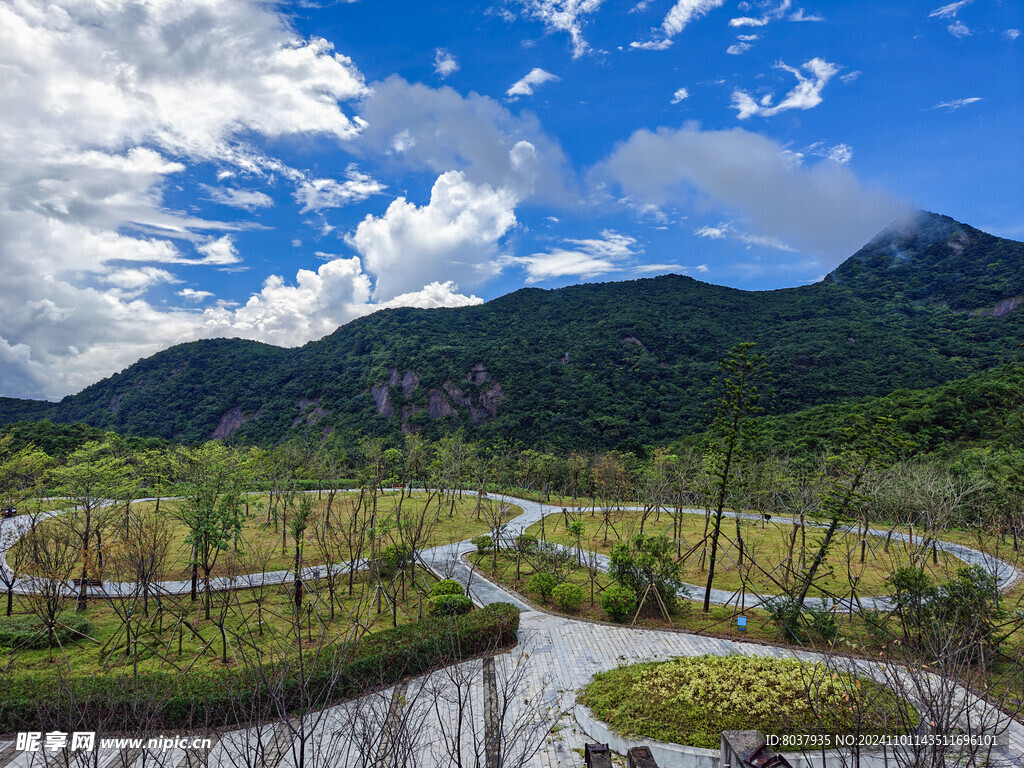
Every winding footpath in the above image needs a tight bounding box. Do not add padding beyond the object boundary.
[1,494,1022,768]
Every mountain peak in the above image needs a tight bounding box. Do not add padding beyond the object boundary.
[826,211,1023,311]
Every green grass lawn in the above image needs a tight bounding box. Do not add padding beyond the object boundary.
[0,566,438,676]
[13,491,518,581]
[527,509,966,598]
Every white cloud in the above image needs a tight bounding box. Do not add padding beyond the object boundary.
[696,264,709,272]
[0,0,378,398]
[196,236,242,266]
[727,42,753,54]
[737,34,760,40]
[840,70,861,84]
[506,68,562,100]
[632,0,726,49]
[728,0,790,28]
[933,96,983,110]
[695,225,728,239]
[178,289,215,302]
[1006,29,1021,40]
[696,222,795,251]
[947,20,971,38]
[515,0,605,58]
[357,77,573,203]
[732,58,839,118]
[929,0,971,18]
[789,8,824,21]
[827,144,853,163]
[294,166,386,213]
[671,87,690,104]
[507,231,639,283]
[380,282,483,309]
[434,48,460,77]
[730,16,769,27]
[591,124,906,267]
[203,186,275,211]
[103,267,180,294]
[347,170,519,300]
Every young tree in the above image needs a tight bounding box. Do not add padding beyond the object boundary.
[178,443,248,619]
[701,342,770,612]
[49,438,130,610]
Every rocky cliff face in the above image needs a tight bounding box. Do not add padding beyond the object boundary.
[368,364,504,432]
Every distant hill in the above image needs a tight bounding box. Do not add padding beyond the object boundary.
[4,211,1024,450]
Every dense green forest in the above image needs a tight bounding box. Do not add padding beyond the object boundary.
[4,211,1024,450]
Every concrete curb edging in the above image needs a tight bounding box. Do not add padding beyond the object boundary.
[574,701,908,768]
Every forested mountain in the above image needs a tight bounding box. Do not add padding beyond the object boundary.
[4,211,1024,450]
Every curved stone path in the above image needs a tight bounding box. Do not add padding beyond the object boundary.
[1,491,1021,611]
[1,493,1022,768]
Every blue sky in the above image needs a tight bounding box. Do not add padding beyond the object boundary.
[1,0,1021,400]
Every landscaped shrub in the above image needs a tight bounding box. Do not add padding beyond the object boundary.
[377,544,412,578]
[0,603,520,733]
[764,596,804,642]
[427,594,473,616]
[579,655,914,750]
[601,584,637,622]
[471,535,493,554]
[0,615,92,650]
[515,534,538,552]
[526,572,557,602]
[551,582,583,613]
[430,579,465,597]
[608,534,687,613]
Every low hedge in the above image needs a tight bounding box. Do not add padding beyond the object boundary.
[0,603,519,733]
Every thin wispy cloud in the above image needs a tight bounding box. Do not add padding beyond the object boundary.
[933,96,983,110]
[632,0,726,50]
[789,8,824,22]
[729,0,790,28]
[732,58,838,119]
[506,68,561,100]
[947,20,971,38]
[509,230,639,282]
[929,0,971,19]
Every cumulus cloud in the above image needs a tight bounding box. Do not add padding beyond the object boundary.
[590,123,906,267]
[434,48,460,77]
[294,166,386,212]
[933,96,983,110]
[514,0,605,58]
[671,87,690,104]
[356,77,573,203]
[506,231,639,282]
[1006,29,1021,40]
[727,42,753,54]
[632,0,726,49]
[732,58,839,118]
[202,186,274,211]
[347,170,519,300]
[506,68,561,100]
[0,0,500,400]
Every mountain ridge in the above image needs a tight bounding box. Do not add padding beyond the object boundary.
[5,211,1024,449]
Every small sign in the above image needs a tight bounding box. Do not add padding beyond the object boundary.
[737,616,747,631]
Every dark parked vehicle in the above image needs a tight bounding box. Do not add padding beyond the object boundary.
[1,507,16,518]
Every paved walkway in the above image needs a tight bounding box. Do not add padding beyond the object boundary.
[1,493,1022,767]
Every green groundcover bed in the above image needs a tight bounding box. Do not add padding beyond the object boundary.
[578,655,915,750]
